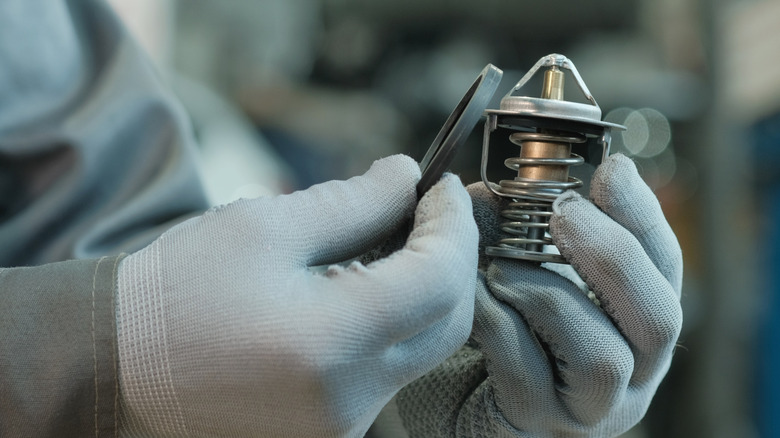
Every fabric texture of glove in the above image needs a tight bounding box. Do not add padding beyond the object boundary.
[397,153,683,437]
[116,154,479,438]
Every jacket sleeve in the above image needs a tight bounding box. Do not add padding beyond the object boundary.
[0,255,125,437]
[0,0,210,435]
[0,0,210,267]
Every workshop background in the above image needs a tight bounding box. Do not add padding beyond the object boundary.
[108,0,780,436]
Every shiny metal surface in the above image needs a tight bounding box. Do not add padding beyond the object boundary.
[541,66,565,100]
[494,98,603,124]
[510,132,585,182]
[480,54,625,264]
[417,64,502,198]
[485,245,567,263]
[505,53,599,108]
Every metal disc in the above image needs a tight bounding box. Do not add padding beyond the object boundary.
[417,64,503,198]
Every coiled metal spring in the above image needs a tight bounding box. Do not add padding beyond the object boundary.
[486,131,586,263]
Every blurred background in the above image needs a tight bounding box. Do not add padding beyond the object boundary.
[107,0,780,436]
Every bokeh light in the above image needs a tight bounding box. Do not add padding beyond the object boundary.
[606,107,672,159]
[605,106,677,191]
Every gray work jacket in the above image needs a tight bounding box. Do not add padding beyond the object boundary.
[0,0,208,435]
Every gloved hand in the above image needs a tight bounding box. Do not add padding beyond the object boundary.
[115,154,479,438]
[397,153,683,437]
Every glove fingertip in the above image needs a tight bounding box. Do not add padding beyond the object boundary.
[589,153,669,236]
[466,182,502,218]
[440,171,465,186]
[594,152,636,179]
[551,189,584,216]
[410,175,479,283]
[421,172,469,205]
[369,154,422,184]
[412,172,477,251]
[465,180,493,197]
[590,153,647,208]
[550,191,603,262]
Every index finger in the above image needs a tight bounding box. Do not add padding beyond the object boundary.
[590,154,683,296]
[550,193,682,383]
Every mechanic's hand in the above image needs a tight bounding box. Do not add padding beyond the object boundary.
[115,155,479,438]
[397,153,683,437]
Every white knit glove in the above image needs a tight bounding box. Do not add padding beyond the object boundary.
[397,153,683,437]
[116,154,479,437]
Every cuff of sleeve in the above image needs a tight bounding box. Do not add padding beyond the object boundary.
[0,254,126,437]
